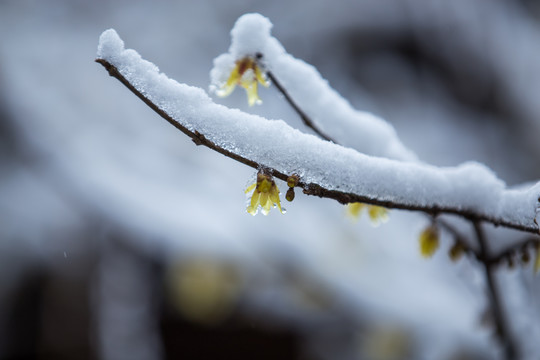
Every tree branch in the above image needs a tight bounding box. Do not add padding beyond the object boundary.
[474,221,519,360]
[488,237,539,267]
[96,59,262,170]
[95,57,540,235]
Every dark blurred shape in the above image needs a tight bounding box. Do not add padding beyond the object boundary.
[0,229,313,360]
[518,0,540,19]
[1,253,95,360]
[343,29,503,117]
[2,267,45,360]
[160,304,308,360]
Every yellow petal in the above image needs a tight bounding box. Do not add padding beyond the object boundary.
[246,81,260,106]
[247,191,261,215]
[270,184,283,213]
[347,202,365,219]
[275,198,283,213]
[226,64,241,87]
[245,182,256,194]
[419,225,440,258]
[259,192,269,205]
[259,192,270,215]
[368,206,389,225]
[255,65,269,87]
[217,65,241,98]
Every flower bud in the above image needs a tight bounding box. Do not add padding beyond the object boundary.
[287,174,299,188]
[521,249,530,264]
[285,188,295,202]
[449,242,464,262]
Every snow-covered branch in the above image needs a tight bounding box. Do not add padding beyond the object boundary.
[96,28,540,235]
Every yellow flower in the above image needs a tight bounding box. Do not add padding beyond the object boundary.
[217,56,269,106]
[346,202,389,226]
[419,225,440,258]
[245,172,283,215]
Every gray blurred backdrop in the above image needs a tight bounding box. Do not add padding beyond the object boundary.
[2,1,540,359]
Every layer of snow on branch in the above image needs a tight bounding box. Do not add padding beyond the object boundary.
[210,13,417,161]
[97,29,540,230]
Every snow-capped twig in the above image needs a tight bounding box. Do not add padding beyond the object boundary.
[95,58,262,171]
[95,29,540,236]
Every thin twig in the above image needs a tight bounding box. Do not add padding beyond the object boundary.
[266,71,337,143]
[436,218,479,258]
[474,221,519,360]
[95,58,540,235]
[488,237,539,267]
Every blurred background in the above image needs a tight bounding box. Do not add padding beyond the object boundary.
[2,0,540,359]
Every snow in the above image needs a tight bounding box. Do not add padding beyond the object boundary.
[210,13,417,161]
[97,28,540,232]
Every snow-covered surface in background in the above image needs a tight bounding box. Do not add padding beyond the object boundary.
[98,28,540,231]
[210,14,417,161]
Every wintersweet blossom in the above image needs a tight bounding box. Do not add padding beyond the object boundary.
[245,172,283,215]
[347,203,389,226]
[217,56,269,106]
